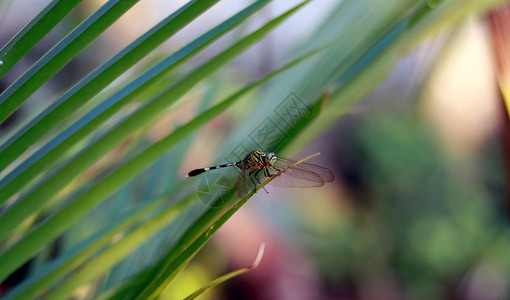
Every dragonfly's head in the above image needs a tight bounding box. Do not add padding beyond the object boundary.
[265,152,277,165]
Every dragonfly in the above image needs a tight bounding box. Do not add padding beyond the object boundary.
[187,150,334,192]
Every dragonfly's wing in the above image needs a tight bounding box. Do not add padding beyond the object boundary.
[272,166,323,182]
[267,172,325,188]
[272,157,335,182]
[263,160,325,188]
[237,172,253,195]
[240,165,323,188]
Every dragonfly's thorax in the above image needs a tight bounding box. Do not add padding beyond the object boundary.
[236,150,275,170]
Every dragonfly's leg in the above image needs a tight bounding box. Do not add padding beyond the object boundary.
[254,168,269,194]
[250,168,268,194]
[248,169,259,193]
[263,167,271,177]
[268,165,281,175]
[252,169,262,185]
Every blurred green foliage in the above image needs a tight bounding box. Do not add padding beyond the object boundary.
[297,110,510,299]
[1,0,509,299]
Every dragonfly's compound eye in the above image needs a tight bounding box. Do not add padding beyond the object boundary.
[267,152,277,165]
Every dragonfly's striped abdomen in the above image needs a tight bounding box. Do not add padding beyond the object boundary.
[187,162,237,177]
[187,151,270,178]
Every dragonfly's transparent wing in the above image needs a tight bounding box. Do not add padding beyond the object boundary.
[255,156,333,188]
[236,171,252,195]
[240,165,324,189]
[267,170,325,188]
[272,156,334,182]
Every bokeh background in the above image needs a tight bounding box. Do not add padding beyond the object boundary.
[1,0,510,299]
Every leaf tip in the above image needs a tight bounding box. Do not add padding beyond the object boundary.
[250,243,265,269]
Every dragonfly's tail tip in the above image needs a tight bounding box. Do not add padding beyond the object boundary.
[187,168,206,177]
